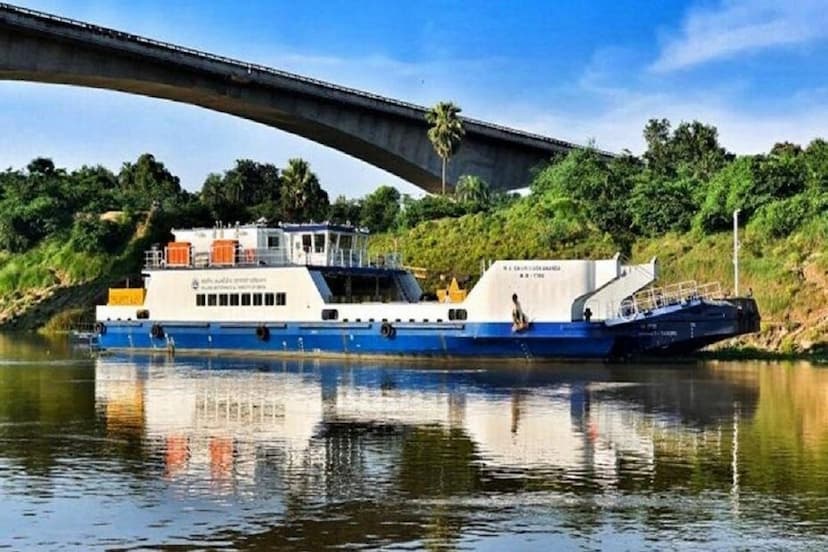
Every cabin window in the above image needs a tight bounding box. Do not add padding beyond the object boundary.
[314,233,326,253]
[267,235,280,249]
[207,294,217,306]
[448,309,468,321]
[302,234,312,252]
[253,293,263,306]
[230,294,240,306]
[136,309,150,319]
[339,234,353,250]
[276,292,286,306]
[196,294,206,307]
[322,309,338,320]
[241,293,251,306]
[264,293,275,306]
[219,294,229,306]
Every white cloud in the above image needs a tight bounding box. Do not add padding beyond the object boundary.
[651,0,828,72]
[466,53,828,157]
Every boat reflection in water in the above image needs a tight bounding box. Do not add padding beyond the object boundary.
[88,353,828,550]
[97,358,670,489]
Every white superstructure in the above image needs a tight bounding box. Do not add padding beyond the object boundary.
[97,222,659,326]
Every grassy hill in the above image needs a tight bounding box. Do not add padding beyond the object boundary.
[0,211,158,331]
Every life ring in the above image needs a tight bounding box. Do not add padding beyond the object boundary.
[94,321,106,335]
[256,325,270,341]
[150,323,164,339]
[380,322,395,338]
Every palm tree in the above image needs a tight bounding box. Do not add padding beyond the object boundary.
[454,174,490,208]
[425,101,465,194]
[280,158,329,222]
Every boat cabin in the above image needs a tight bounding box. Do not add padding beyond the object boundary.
[145,222,389,270]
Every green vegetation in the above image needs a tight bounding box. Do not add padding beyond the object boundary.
[0,116,825,353]
[425,101,465,194]
[372,119,827,354]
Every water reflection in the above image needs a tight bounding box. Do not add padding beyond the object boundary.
[1,344,827,550]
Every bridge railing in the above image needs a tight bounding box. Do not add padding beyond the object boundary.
[0,2,612,156]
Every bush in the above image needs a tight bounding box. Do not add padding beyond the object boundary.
[70,217,131,254]
[749,193,819,239]
[629,176,697,236]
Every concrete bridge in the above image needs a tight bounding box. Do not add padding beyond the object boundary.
[0,3,612,193]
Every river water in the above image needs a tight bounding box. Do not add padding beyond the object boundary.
[0,334,826,551]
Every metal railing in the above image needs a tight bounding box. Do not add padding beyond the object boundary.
[0,2,613,157]
[616,280,723,319]
[144,245,402,270]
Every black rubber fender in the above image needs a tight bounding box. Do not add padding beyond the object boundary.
[150,323,164,339]
[380,322,396,338]
[94,321,106,335]
[256,325,270,341]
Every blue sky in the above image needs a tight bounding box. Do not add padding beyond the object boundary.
[1,0,827,197]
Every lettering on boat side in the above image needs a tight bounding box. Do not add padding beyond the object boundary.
[190,276,268,292]
[503,264,561,279]
[502,265,561,271]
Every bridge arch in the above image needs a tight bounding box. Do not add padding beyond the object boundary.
[0,4,609,193]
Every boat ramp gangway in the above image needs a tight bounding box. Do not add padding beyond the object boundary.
[610,280,723,322]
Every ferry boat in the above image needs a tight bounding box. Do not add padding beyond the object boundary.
[94,222,760,359]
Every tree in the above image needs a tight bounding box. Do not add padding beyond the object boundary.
[279,158,329,222]
[425,101,465,194]
[118,154,183,210]
[360,186,400,233]
[397,194,466,228]
[803,139,828,192]
[223,159,281,206]
[328,195,363,225]
[199,159,281,224]
[643,118,673,176]
[68,165,120,214]
[694,157,756,233]
[670,120,730,180]
[629,175,698,236]
[529,147,633,240]
[454,175,491,212]
[643,118,730,181]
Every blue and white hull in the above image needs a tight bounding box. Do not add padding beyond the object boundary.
[97,298,759,359]
[95,223,761,361]
[98,320,616,359]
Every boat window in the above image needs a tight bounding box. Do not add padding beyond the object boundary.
[267,235,280,249]
[322,309,338,320]
[207,294,217,306]
[253,293,263,306]
[241,293,251,306]
[219,294,229,306]
[136,309,150,319]
[339,234,352,250]
[230,294,240,306]
[314,233,326,253]
[448,309,467,321]
[302,234,312,252]
[276,292,286,306]
[196,294,206,307]
[264,293,275,306]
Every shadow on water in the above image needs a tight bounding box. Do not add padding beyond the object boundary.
[1,341,827,550]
